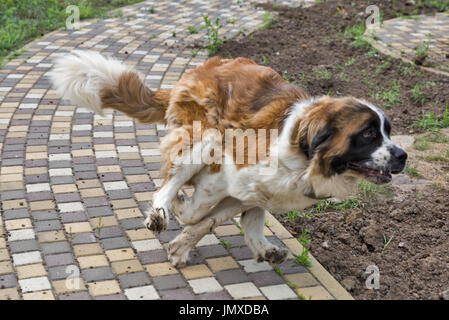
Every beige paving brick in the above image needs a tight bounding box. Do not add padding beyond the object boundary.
[37,231,66,243]
[90,216,118,228]
[16,263,47,279]
[80,188,105,198]
[0,260,14,275]
[111,259,144,274]
[297,286,334,300]
[53,278,86,294]
[23,290,55,300]
[0,248,9,261]
[64,222,92,234]
[285,273,319,288]
[126,228,155,241]
[214,225,241,237]
[180,264,213,280]
[106,248,135,262]
[73,243,104,257]
[52,184,78,194]
[115,207,143,220]
[78,255,109,269]
[206,256,239,272]
[146,262,178,277]
[0,288,20,300]
[77,179,101,189]
[2,199,27,211]
[88,280,121,296]
[29,200,55,211]
[110,198,137,209]
[134,191,153,202]
[5,218,32,230]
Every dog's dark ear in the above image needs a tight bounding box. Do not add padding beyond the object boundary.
[299,125,333,159]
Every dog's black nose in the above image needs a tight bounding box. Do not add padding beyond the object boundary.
[393,146,407,163]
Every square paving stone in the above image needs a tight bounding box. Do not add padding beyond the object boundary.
[0,274,17,288]
[159,288,195,300]
[224,282,261,299]
[35,220,62,232]
[41,241,71,255]
[260,284,297,300]
[215,269,250,286]
[138,249,168,264]
[196,290,233,300]
[188,277,223,294]
[82,267,115,283]
[278,259,308,275]
[58,291,92,300]
[124,285,160,300]
[8,239,39,253]
[71,232,97,245]
[197,244,228,258]
[44,253,75,267]
[48,266,73,281]
[101,237,130,250]
[118,272,152,289]
[248,270,285,287]
[152,274,187,291]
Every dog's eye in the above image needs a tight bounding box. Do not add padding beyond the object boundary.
[363,127,377,139]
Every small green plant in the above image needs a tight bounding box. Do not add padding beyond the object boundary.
[343,21,368,48]
[172,30,176,37]
[201,15,223,56]
[273,265,284,276]
[293,229,312,267]
[260,55,270,66]
[382,231,396,253]
[414,41,430,65]
[148,5,155,13]
[282,72,295,83]
[96,216,104,238]
[220,239,231,249]
[260,11,276,30]
[410,84,427,105]
[373,80,401,108]
[405,165,419,176]
[418,104,449,129]
[312,68,331,81]
[187,26,198,34]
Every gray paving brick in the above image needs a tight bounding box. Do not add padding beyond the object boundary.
[153,274,187,291]
[45,253,75,267]
[82,267,115,283]
[0,274,17,288]
[41,241,71,255]
[35,220,62,232]
[118,272,152,289]
[215,269,251,286]
[9,240,40,253]
[101,237,130,250]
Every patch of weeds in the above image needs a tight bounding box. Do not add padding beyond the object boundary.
[413,138,430,151]
[414,40,430,65]
[282,72,295,83]
[273,265,284,276]
[375,61,390,75]
[201,15,223,56]
[382,231,395,253]
[373,80,401,108]
[260,55,269,66]
[187,26,198,34]
[418,130,449,144]
[358,180,393,201]
[312,68,331,81]
[96,216,104,238]
[366,47,379,58]
[172,30,176,37]
[345,57,356,66]
[293,229,312,267]
[405,165,419,176]
[260,11,276,30]
[226,18,237,24]
[420,154,449,162]
[418,104,449,129]
[148,5,155,13]
[343,21,369,48]
[220,239,231,249]
[149,34,157,40]
[410,84,427,105]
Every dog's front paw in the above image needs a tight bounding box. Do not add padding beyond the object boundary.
[144,207,168,234]
[257,247,289,265]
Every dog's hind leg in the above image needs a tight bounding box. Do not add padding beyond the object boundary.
[168,197,248,267]
[144,133,216,233]
[240,208,289,265]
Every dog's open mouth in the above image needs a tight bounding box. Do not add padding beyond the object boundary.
[348,162,392,184]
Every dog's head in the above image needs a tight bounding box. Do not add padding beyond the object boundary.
[293,96,407,185]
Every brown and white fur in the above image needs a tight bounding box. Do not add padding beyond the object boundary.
[50,51,407,267]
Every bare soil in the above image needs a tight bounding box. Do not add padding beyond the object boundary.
[216,0,449,300]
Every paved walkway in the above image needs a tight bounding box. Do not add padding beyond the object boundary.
[365,13,449,76]
[0,0,352,300]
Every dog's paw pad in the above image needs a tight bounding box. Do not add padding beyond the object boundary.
[144,208,167,234]
[262,247,289,265]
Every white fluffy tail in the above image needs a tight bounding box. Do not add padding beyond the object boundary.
[49,50,131,114]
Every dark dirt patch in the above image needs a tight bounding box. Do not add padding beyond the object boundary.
[277,178,449,300]
[216,0,449,300]
[216,0,449,135]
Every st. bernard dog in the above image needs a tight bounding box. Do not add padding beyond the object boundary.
[50,51,407,267]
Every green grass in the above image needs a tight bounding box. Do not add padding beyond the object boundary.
[420,154,449,163]
[405,165,419,176]
[0,0,145,61]
[343,21,369,48]
[201,15,223,56]
[293,229,312,267]
[259,11,276,30]
[187,25,198,34]
[372,80,401,108]
[418,104,449,129]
